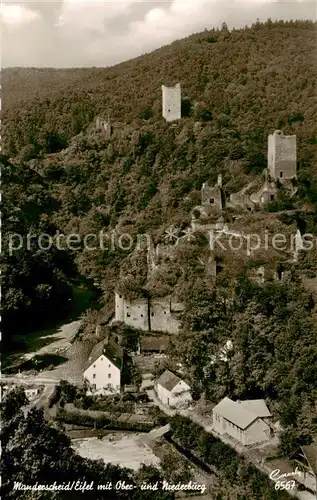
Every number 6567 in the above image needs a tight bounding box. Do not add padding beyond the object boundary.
[275,480,296,490]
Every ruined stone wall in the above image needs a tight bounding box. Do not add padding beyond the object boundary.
[115,292,149,330]
[250,181,277,206]
[95,117,112,139]
[201,184,223,212]
[115,292,181,333]
[150,297,180,334]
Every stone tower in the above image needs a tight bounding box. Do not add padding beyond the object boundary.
[162,83,181,122]
[201,174,224,213]
[96,114,112,139]
[268,130,297,181]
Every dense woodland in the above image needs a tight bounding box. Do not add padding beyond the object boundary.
[2,19,317,493]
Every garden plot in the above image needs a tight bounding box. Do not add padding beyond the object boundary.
[72,432,160,471]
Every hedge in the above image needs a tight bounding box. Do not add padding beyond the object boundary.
[56,408,155,432]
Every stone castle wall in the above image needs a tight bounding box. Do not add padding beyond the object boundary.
[115,292,181,334]
[115,292,149,330]
[150,297,180,334]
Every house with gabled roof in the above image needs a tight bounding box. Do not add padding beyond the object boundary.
[212,397,272,445]
[154,369,192,409]
[83,340,122,395]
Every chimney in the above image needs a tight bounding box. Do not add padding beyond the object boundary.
[217,174,222,187]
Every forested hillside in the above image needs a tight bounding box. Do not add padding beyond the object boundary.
[3,19,316,163]
[2,19,317,453]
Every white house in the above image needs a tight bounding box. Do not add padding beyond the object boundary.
[84,341,121,395]
[24,386,41,400]
[154,369,192,409]
[212,397,272,445]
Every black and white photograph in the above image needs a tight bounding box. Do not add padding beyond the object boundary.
[1,1,317,498]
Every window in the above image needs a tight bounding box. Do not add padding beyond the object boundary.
[108,364,111,368]
[93,364,96,368]
[93,374,96,379]
[270,194,275,201]
[280,171,284,178]
[210,198,214,204]
[119,294,122,298]
[141,314,143,317]
[108,373,111,379]
[164,311,167,314]
[151,312,154,317]
[127,313,130,317]
[101,357,103,361]
[92,384,96,390]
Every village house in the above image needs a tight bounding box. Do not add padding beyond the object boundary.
[24,385,41,400]
[154,369,192,409]
[212,397,272,445]
[83,341,122,395]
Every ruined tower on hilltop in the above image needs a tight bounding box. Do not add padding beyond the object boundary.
[95,114,112,139]
[201,174,225,213]
[162,83,181,122]
[268,130,297,181]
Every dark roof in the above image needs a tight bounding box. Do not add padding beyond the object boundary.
[84,340,122,372]
[140,336,170,352]
[156,369,182,391]
[301,443,317,475]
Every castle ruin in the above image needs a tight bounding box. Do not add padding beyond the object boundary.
[250,178,277,207]
[268,130,297,181]
[115,292,182,334]
[201,174,225,214]
[162,83,181,122]
[95,116,112,139]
